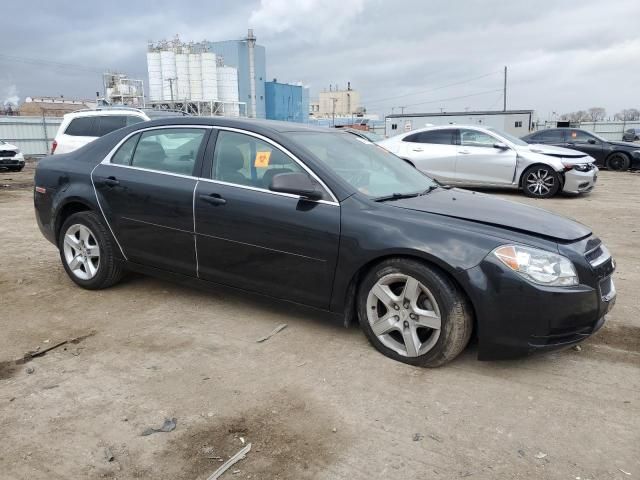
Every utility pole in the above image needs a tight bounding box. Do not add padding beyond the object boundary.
[400,106,406,115]
[503,66,507,112]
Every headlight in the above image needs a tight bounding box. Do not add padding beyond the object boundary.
[492,245,578,286]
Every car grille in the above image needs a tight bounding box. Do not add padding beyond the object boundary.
[585,242,615,279]
[0,150,17,158]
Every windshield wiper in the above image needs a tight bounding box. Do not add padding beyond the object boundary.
[419,185,439,196]
[373,192,421,202]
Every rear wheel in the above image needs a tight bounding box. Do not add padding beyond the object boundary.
[522,165,560,198]
[357,258,473,367]
[606,153,630,171]
[58,211,124,289]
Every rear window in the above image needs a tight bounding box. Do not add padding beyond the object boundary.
[64,117,95,137]
[64,115,144,137]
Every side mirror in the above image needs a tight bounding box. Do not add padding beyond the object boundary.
[493,142,509,150]
[269,172,324,200]
[587,138,597,144]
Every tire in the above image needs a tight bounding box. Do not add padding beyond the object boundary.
[357,258,473,367]
[522,165,560,198]
[58,211,124,289]
[606,152,630,171]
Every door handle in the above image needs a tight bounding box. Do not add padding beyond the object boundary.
[458,150,471,154]
[412,148,424,152]
[199,193,227,206]
[104,176,120,187]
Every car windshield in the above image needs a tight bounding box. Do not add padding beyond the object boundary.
[487,127,528,146]
[585,130,607,142]
[290,131,438,199]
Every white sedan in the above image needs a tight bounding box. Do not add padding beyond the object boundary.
[378,125,598,198]
[0,139,25,172]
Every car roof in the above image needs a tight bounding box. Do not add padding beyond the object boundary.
[64,108,148,119]
[135,117,331,135]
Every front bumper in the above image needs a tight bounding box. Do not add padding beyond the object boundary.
[456,240,616,360]
[0,153,25,168]
[562,166,598,194]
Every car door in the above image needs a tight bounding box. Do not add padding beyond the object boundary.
[92,126,209,276]
[454,128,517,185]
[395,129,458,182]
[194,129,341,309]
[565,130,605,163]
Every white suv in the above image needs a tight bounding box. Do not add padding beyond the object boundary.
[51,108,149,155]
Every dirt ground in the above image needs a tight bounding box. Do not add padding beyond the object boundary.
[1,161,638,479]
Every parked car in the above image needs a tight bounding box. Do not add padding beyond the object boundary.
[0,139,25,171]
[51,107,149,155]
[622,128,640,143]
[341,127,384,143]
[34,118,616,367]
[521,128,640,171]
[377,125,598,198]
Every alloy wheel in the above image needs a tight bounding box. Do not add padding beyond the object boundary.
[62,224,100,280]
[525,169,555,196]
[366,273,441,357]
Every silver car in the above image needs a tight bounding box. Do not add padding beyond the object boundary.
[378,125,598,198]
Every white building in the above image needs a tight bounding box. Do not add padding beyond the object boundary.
[316,84,360,118]
[385,110,534,136]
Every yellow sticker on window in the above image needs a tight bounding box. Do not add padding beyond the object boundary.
[255,151,271,167]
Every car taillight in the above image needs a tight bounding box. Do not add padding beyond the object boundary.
[51,140,57,154]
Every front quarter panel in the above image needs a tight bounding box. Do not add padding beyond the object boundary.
[330,194,514,313]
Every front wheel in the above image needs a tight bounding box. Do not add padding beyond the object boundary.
[357,258,473,367]
[58,211,124,289]
[522,165,560,198]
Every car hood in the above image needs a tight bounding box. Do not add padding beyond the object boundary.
[386,188,592,242]
[608,141,640,149]
[0,142,18,151]
[524,143,589,158]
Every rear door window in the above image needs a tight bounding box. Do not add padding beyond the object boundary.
[96,116,139,136]
[130,128,206,175]
[404,129,456,145]
[64,117,96,137]
[538,130,565,143]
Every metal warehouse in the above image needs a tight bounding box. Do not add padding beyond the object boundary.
[386,110,534,136]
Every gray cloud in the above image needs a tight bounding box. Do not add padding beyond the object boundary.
[1,0,638,118]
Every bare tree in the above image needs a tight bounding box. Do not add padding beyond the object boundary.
[614,108,640,121]
[587,107,606,122]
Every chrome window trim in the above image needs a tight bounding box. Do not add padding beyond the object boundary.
[99,124,340,206]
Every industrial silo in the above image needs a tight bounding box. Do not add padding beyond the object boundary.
[147,51,162,102]
[188,53,203,101]
[200,52,218,102]
[175,52,191,101]
[160,50,176,101]
[217,66,239,116]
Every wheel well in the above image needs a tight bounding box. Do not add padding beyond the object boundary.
[344,254,478,335]
[518,162,563,187]
[605,150,630,162]
[55,201,93,240]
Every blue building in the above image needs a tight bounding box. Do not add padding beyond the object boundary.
[204,39,267,119]
[265,81,309,123]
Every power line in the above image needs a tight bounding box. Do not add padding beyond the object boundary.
[398,88,504,112]
[0,53,138,76]
[362,70,502,106]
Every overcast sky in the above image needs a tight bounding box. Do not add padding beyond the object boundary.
[2,0,639,119]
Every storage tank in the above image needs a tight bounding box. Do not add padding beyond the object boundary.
[175,53,191,101]
[188,53,203,101]
[147,52,162,102]
[160,50,176,101]
[200,52,218,102]
[217,66,239,116]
